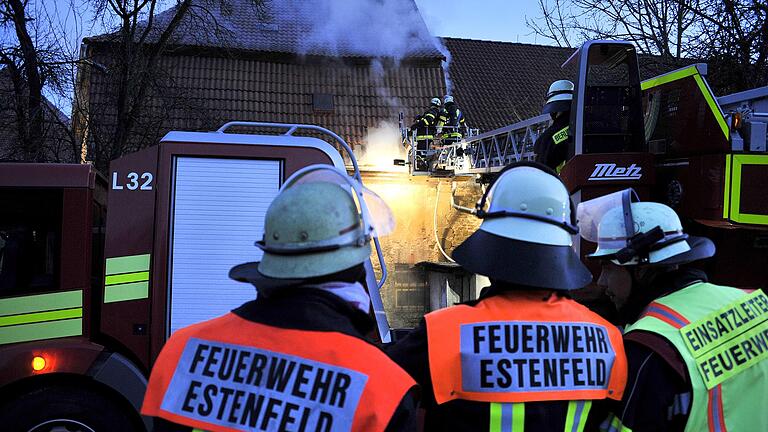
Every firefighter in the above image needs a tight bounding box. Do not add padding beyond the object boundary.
[141,165,418,431]
[534,80,573,173]
[410,97,442,170]
[387,161,628,431]
[577,190,768,431]
[438,95,467,145]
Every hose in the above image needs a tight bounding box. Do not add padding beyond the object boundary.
[450,181,476,215]
[434,182,456,263]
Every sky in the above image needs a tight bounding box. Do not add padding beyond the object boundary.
[414,0,547,44]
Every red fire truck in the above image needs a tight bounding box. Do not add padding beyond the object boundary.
[0,123,392,431]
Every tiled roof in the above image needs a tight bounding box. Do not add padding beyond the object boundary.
[444,37,695,132]
[84,52,446,152]
[87,0,443,59]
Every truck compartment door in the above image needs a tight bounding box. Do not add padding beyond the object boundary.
[168,157,281,334]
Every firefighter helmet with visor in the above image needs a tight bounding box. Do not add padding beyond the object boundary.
[577,189,714,266]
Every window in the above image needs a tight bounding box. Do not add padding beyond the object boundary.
[0,188,62,297]
[313,93,334,112]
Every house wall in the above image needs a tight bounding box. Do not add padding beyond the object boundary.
[362,171,483,328]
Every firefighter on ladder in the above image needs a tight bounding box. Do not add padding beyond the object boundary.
[438,95,468,145]
[534,80,573,173]
[577,190,768,431]
[410,97,442,171]
[142,165,418,431]
[388,161,628,431]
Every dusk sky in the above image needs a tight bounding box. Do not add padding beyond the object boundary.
[415,0,546,44]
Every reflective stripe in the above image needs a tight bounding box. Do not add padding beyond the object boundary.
[490,402,502,432]
[105,271,149,286]
[708,384,727,432]
[416,135,434,140]
[0,318,82,345]
[0,290,82,316]
[640,66,699,90]
[723,154,732,219]
[0,290,83,345]
[642,302,690,329]
[104,254,151,303]
[728,154,768,225]
[601,414,633,432]
[105,281,149,304]
[105,253,150,275]
[556,159,566,174]
[0,307,82,327]
[565,400,592,432]
[501,403,513,432]
[693,74,729,139]
[490,403,524,432]
[512,403,524,432]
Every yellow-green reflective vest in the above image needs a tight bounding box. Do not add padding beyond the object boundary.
[626,282,768,432]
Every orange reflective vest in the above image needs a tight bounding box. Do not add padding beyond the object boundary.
[142,313,415,432]
[425,291,627,404]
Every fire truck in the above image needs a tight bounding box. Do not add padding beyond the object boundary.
[408,40,768,290]
[0,123,392,431]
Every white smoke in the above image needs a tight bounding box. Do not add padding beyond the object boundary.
[435,39,453,95]
[287,0,439,61]
[369,58,403,114]
[359,121,407,172]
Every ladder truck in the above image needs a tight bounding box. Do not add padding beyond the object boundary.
[0,123,391,431]
[404,40,768,290]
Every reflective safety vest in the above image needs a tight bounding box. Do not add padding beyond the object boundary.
[425,291,627,405]
[626,282,768,432]
[142,313,415,432]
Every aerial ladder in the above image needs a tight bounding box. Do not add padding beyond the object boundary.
[402,40,768,290]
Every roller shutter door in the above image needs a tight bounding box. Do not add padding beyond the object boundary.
[169,157,280,334]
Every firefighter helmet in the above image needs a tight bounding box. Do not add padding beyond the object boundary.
[229,165,394,290]
[431,97,441,107]
[452,161,592,290]
[443,95,454,105]
[577,189,715,266]
[542,79,574,115]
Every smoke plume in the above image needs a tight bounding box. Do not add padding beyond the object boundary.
[359,121,407,172]
[286,0,441,61]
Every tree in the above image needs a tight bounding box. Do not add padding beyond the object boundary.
[0,0,79,162]
[527,0,767,92]
[527,0,699,58]
[682,0,768,93]
[80,0,265,170]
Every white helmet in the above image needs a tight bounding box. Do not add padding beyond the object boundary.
[431,97,441,106]
[452,162,592,290]
[542,79,574,114]
[577,189,715,266]
[443,95,454,105]
[230,165,395,289]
